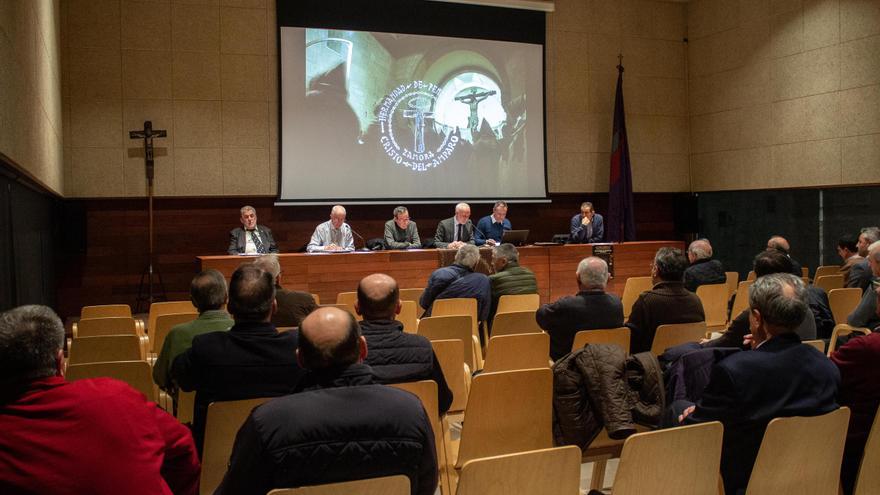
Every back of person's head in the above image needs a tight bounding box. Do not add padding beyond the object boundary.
[455,244,481,269]
[356,273,399,320]
[767,235,790,253]
[748,273,808,333]
[753,249,794,277]
[252,254,282,287]
[493,243,519,264]
[298,307,362,372]
[653,247,688,282]
[862,226,880,244]
[190,269,227,313]
[576,256,609,289]
[0,305,64,383]
[687,239,713,261]
[227,264,275,322]
[837,234,858,254]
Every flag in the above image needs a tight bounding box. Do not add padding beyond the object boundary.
[607,63,636,242]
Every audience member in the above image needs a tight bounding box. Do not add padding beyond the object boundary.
[172,264,305,452]
[434,202,476,249]
[848,227,880,291]
[253,254,317,328]
[536,257,623,360]
[475,200,511,246]
[419,244,491,327]
[153,269,233,393]
[627,247,705,354]
[766,235,801,275]
[837,233,863,282]
[677,273,840,495]
[847,240,880,331]
[216,307,437,495]
[307,205,354,252]
[683,238,726,292]
[0,305,200,494]
[570,201,604,244]
[488,243,538,320]
[228,205,278,255]
[355,273,452,414]
[383,206,421,249]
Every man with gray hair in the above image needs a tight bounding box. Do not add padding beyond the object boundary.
[253,254,317,328]
[488,243,538,321]
[307,205,354,252]
[683,238,726,292]
[0,305,200,494]
[434,202,476,249]
[228,205,278,254]
[677,273,840,495]
[847,240,880,331]
[536,257,623,360]
[848,226,880,291]
[383,206,421,249]
[420,244,491,326]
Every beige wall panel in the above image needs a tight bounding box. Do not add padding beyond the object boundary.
[840,0,880,41]
[220,6,266,55]
[121,0,171,51]
[548,152,600,193]
[839,84,880,136]
[552,30,589,113]
[551,0,590,33]
[772,45,839,100]
[67,46,122,100]
[172,50,220,99]
[587,34,622,74]
[738,103,774,148]
[124,146,174,196]
[171,3,219,52]
[545,105,558,152]
[222,147,269,194]
[123,49,172,99]
[622,37,684,79]
[221,100,268,148]
[687,0,739,40]
[772,0,802,15]
[173,99,222,147]
[840,35,880,90]
[123,99,174,148]
[631,153,690,191]
[585,0,621,36]
[769,139,841,187]
[770,7,804,58]
[740,0,772,21]
[553,111,590,153]
[627,115,688,155]
[841,133,880,183]
[268,102,277,192]
[731,59,772,107]
[801,91,840,141]
[69,147,124,196]
[70,98,122,148]
[802,0,839,50]
[770,97,806,143]
[585,112,612,153]
[220,54,268,101]
[67,0,119,49]
[36,30,63,135]
[588,70,618,114]
[175,148,223,196]
[221,0,266,8]
[653,1,686,41]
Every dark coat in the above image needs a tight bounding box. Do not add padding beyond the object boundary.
[360,319,453,414]
[684,332,840,495]
[626,281,705,354]
[215,363,438,495]
[227,225,278,254]
[420,264,491,322]
[272,287,317,328]
[536,289,624,361]
[846,259,872,291]
[433,217,475,249]
[683,258,727,292]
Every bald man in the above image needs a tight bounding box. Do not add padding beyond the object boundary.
[217,307,438,495]
[683,238,726,292]
[767,235,802,276]
[356,273,452,414]
[307,205,355,252]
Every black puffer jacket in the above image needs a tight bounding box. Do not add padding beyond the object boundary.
[552,344,665,449]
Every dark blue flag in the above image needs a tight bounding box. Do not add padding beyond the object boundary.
[607,63,636,242]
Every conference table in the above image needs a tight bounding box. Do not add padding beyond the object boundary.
[199,241,683,305]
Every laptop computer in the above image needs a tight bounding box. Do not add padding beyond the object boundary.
[501,229,529,246]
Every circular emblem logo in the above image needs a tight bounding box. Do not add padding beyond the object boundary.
[377,81,459,172]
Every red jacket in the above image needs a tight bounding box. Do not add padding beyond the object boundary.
[0,376,199,495]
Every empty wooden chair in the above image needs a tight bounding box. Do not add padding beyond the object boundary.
[310,293,321,305]
[621,276,654,319]
[827,324,871,356]
[801,266,809,278]
[431,339,469,413]
[725,271,739,300]
[829,288,863,325]
[335,291,357,307]
[419,315,482,372]
[744,407,850,495]
[611,422,724,494]
[731,280,755,318]
[696,283,728,329]
[147,301,197,334]
[813,265,841,280]
[496,294,540,314]
[150,312,199,356]
[853,408,880,495]
[81,304,132,319]
[399,288,425,311]
[399,300,418,334]
[455,446,581,495]
[482,333,549,373]
[432,298,480,343]
[201,398,271,495]
[390,380,449,493]
[68,335,145,365]
[571,327,631,354]
[177,390,196,424]
[802,340,826,353]
[490,310,542,337]
[746,270,757,281]
[814,274,845,293]
[267,475,410,495]
[650,321,708,355]
[73,317,141,338]
[65,361,155,400]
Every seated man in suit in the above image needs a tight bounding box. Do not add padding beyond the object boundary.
[228,205,278,254]
[570,201,604,244]
[627,247,705,354]
[171,264,305,453]
[434,202,476,249]
[307,205,355,252]
[475,200,511,247]
[383,206,421,249]
[216,307,438,495]
[677,273,840,495]
[683,238,726,292]
[253,254,317,328]
[537,256,623,360]
[848,226,880,290]
[420,244,491,327]
[847,240,880,331]
[488,243,538,321]
[837,233,863,283]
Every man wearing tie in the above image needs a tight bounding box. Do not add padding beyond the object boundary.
[475,201,511,247]
[228,206,278,255]
[570,201,604,244]
[434,203,476,249]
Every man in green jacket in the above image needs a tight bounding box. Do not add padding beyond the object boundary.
[488,243,538,325]
[153,269,234,393]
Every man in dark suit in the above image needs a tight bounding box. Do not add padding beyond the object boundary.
[683,238,726,292]
[228,205,278,254]
[848,226,880,291]
[434,202,476,249]
[677,273,840,495]
[570,201,604,244]
[253,254,317,328]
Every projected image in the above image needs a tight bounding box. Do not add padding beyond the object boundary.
[281,27,544,201]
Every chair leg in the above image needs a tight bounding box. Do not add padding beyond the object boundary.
[590,459,607,491]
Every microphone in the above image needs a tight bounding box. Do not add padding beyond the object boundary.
[472,222,492,247]
[348,225,367,251]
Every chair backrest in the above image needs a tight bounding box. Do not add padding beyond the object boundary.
[148,301,197,334]
[398,300,418,334]
[69,335,144,365]
[81,304,132,319]
[177,390,196,423]
[696,283,729,327]
[813,265,841,280]
[201,398,271,495]
[418,315,480,371]
[399,288,425,311]
[74,317,139,338]
[310,293,321,305]
[389,380,447,490]
[336,291,357,306]
[829,288,863,325]
[731,280,755,318]
[725,271,739,299]
[319,303,359,320]
[854,407,880,495]
[482,333,549,373]
[814,274,845,293]
[827,324,872,356]
[802,340,826,353]
[267,475,410,495]
[651,321,708,355]
[613,422,724,494]
[430,339,469,413]
[621,276,654,319]
[456,446,581,495]
[432,298,479,340]
[745,407,850,495]
[496,293,540,314]
[490,310,542,337]
[151,312,199,354]
[571,327,631,354]
[65,361,155,400]
[456,368,553,468]
[801,266,809,278]
[746,270,757,281]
